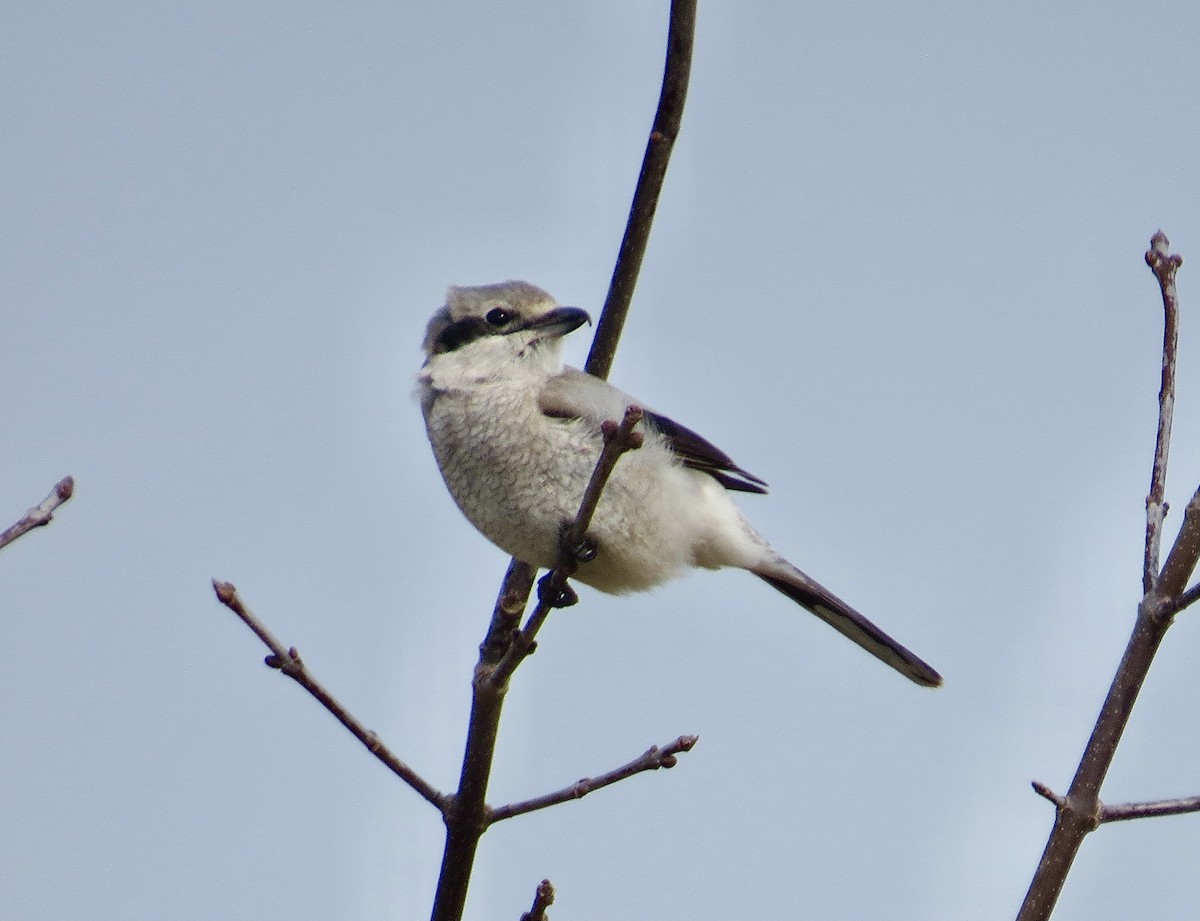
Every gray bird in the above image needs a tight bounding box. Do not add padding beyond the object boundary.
[418,280,941,687]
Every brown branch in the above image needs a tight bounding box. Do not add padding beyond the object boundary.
[210,580,448,813]
[0,476,75,552]
[433,6,697,918]
[1157,484,1200,598]
[478,559,539,666]
[1017,233,1197,921]
[1031,781,1065,810]
[1101,795,1200,823]
[1030,779,1200,826]
[1166,580,1200,615]
[1028,782,1200,825]
[519,879,555,921]
[1143,230,1182,593]
[490,735,698,823]
[433,408,646,921]
[585,0,696,381]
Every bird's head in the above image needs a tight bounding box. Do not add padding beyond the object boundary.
[422,281,591,373]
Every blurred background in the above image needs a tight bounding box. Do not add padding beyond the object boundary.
[4,2,1200,918]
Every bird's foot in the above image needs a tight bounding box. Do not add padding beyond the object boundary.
[537,573,578,608]
[557,522,599,564]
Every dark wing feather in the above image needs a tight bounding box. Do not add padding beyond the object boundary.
[538,368,768,495]
[642,410,768,494]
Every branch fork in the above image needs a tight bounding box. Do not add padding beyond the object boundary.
[212,405,696,916]
[1018,232,1200,921]
[1032,780,1200,826]
[210,4,700,918]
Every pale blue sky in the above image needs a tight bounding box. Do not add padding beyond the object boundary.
[5,2,1200,919]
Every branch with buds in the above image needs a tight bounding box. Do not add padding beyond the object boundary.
[213,407,696,919]
[0,476,75,553]
[1018,232,1200,921]
[210,3,698,919]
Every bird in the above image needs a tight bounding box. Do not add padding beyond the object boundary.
[417,280,941,687]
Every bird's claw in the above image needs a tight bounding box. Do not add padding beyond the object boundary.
[538,573,578,608]
[557,522,599,564]
[564,533,598,563]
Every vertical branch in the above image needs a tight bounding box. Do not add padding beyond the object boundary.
[430,5,698,920]
[585,0,697,381]
[1143,230,1182,592]
[1017,233,1191,921]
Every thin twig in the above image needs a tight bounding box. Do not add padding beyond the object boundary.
[1101,795,1200,823]
[1031,781,1065,810]
[1017,233,1198,921]
[586,0,697,381]
[519,879,555,921]
[1028,782,1200,823]
[211,580,448,812]
[1143,230,1182,592]
[490,735,698,823]
[488,407,645,690]
[0,476,75,552]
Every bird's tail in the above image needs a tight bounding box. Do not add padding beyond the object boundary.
[752,559,942,687]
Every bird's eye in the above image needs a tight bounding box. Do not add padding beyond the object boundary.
[485,307,513,327]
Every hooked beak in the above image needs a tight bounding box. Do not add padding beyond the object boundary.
[521,306,592,339]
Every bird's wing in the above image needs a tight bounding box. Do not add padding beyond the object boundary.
[539,368,768,494]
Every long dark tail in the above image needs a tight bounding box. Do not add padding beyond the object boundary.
[754,561,942,688]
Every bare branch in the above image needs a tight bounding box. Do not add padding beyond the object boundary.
[478,559,538,666]
[1031,781,1065,810]
[1144,230,1183,592]
[1030,781,1200,825]
[1017,233,1195,921]
[519,879,555,921]
[490,735,699,823]
[0,476,75,552]
[210,580,448,813]
[433,407,649,921]
[433,6,698,918]
[585,0,697,380]
[1102,795,1200,823]
[488,406,645,690]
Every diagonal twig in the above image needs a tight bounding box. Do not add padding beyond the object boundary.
[211,580,448,812]
[1030,780,1065,810]
[0,476,75,552]
[490,735,698,823]
[487,406,645,690]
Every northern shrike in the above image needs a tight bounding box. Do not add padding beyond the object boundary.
[418,281,941,687]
